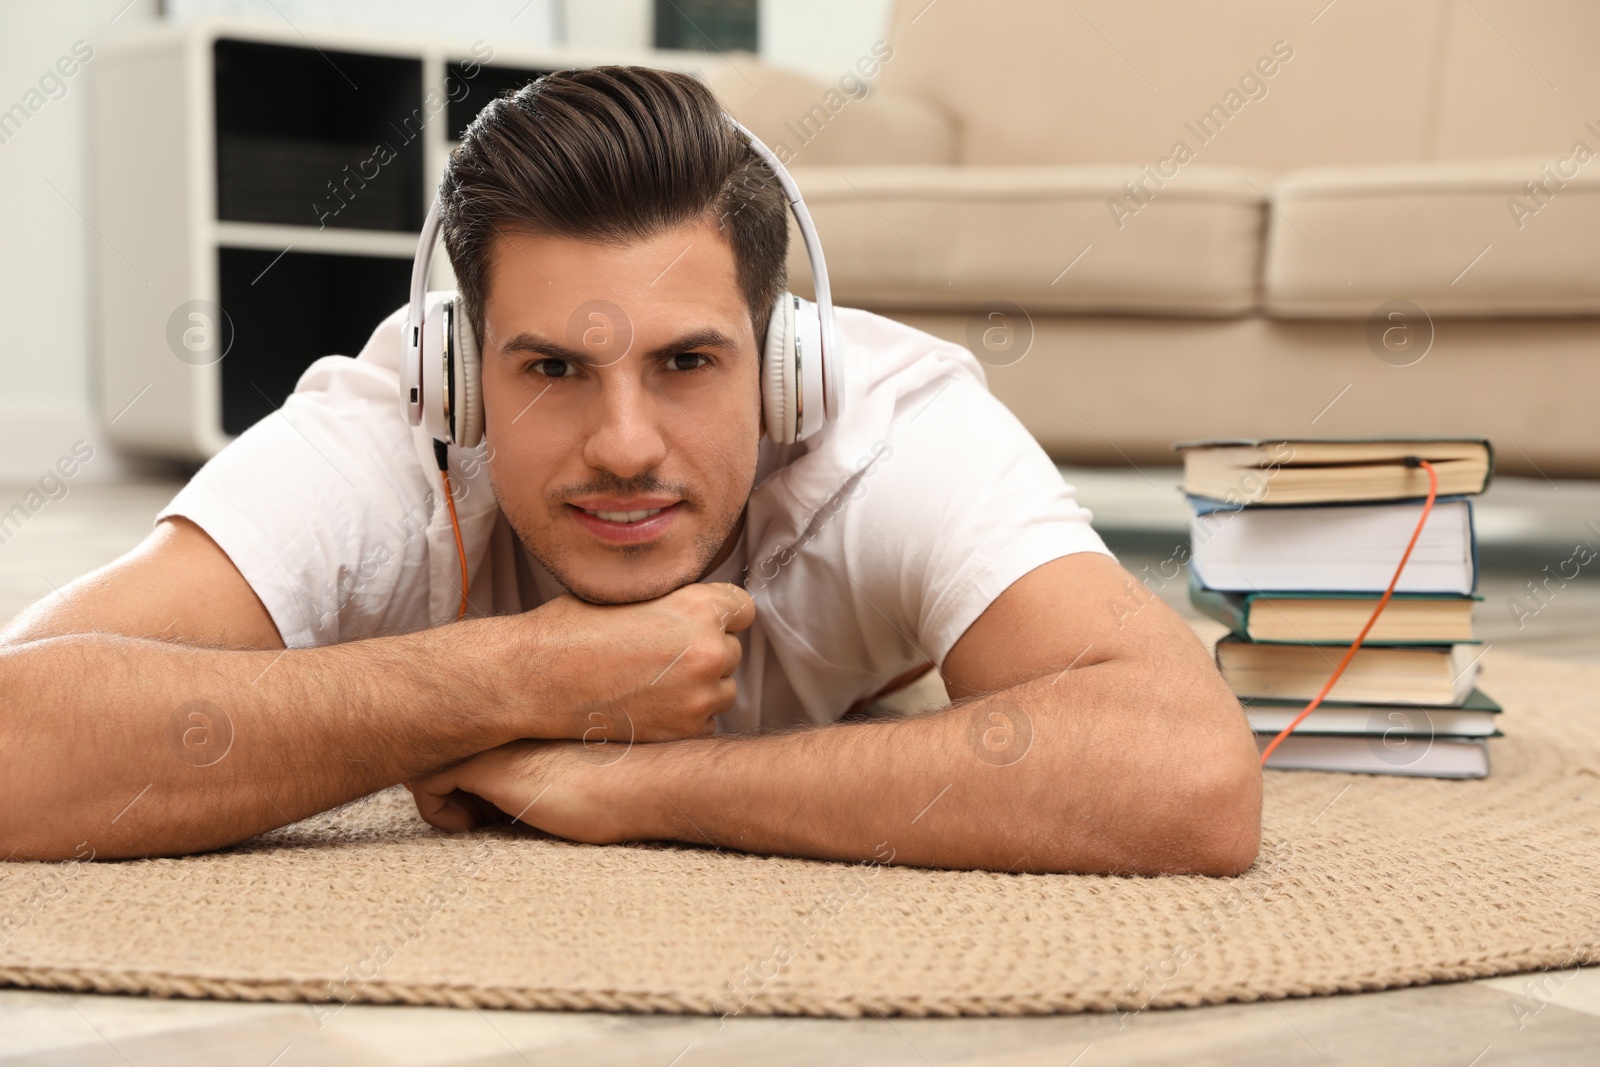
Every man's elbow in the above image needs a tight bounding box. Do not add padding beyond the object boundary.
[1029,742,1262,878]
[1170,731,1264,877]
[1091,717,1264,879]
[1025,667,1265,878]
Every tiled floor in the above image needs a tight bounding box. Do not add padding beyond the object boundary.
[3,470,1599,1065]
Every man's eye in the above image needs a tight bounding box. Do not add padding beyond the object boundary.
[671,353,710,372]
[528,358,571,379]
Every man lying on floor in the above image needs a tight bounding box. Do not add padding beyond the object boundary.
[0,67,1260,874]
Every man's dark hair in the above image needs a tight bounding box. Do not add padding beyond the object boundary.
[439,65,790,352]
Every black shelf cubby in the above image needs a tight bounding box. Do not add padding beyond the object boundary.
[218,247,413,435]
[214,38,425,232]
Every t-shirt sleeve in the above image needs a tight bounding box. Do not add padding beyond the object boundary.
[843,373,1115,668]
[154,329,437,649]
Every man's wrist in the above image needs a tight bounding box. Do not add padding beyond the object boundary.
[444,609,580,747]
[607,737,694,844]
[409,616,530,750]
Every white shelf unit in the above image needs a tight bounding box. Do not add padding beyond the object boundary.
[90,17,703,462]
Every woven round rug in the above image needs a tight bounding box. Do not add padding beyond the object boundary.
[2,650,1597,1018]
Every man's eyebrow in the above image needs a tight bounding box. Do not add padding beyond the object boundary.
[496,327,741,365]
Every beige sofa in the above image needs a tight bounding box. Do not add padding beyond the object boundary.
[707,0,1600,476]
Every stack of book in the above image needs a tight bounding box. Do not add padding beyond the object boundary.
[1178,438,1499,778]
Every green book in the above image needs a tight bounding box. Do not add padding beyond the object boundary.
[1190,574,1480,645]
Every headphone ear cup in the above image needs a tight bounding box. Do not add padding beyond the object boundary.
[762,293,797,444]
[789,295,828,442]
[419,291,449,444]
[450,300,484,449]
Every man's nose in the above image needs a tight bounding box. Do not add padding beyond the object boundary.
[581,375,669,480]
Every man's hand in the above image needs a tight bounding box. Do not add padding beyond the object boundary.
[474,581,755,745]
[408,740,641,845]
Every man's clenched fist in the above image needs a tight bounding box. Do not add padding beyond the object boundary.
[463,581,756,746]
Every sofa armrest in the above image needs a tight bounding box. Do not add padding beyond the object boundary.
[701,52,957,167]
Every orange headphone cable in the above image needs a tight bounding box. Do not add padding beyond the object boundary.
[438,461,470,622]
[1257,458,1440,766]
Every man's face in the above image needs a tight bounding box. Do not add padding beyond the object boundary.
[478,217,763,604]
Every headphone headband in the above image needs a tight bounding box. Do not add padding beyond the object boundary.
[404,112,839,436]
[731,121,840,423]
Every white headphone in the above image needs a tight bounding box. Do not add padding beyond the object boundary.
[402,118,840,451]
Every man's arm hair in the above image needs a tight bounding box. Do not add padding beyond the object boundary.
[0,626,509,860]
[0,517,505,860]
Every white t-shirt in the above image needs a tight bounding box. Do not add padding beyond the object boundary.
[156,302,1112,732]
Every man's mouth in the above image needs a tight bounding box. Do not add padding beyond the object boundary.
[566,498,684,544]
[581,506,665,523]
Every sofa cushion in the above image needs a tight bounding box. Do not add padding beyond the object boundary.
[786,165,1269,316]
[1265,158,1600,317]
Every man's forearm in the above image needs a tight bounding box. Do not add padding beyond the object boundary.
[0,626,509,861]
[616,662,1261,876]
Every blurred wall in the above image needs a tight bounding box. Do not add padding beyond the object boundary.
[0,1,162,483]
[0,0,890,482]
